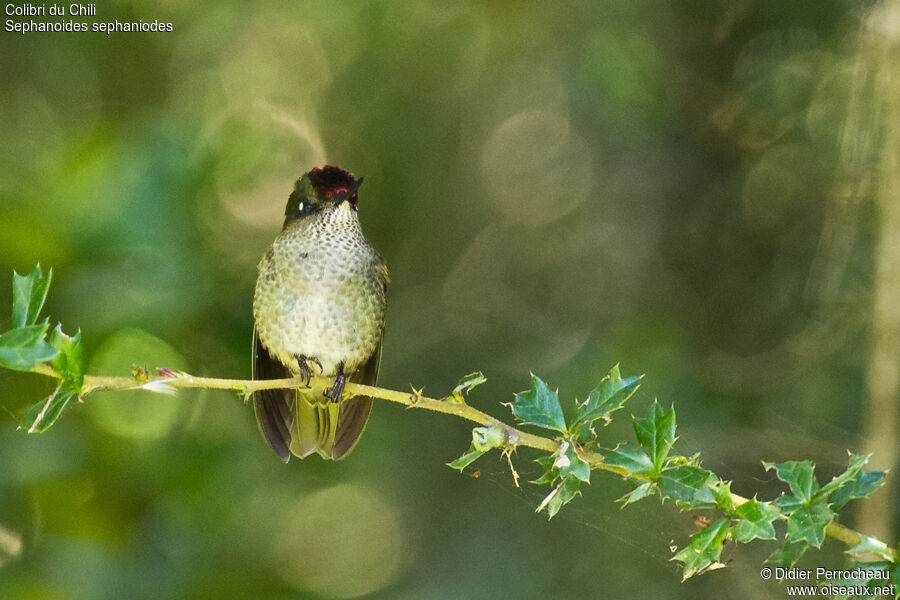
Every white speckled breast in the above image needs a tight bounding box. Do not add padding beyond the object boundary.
[253,201,387,376]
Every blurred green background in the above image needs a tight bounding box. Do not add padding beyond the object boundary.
[1,1,898,598]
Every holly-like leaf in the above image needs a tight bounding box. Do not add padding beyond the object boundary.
[555,441,590,483]
[598,444,655,477]
[536,475,581,519]
[531,454,559,485]
[713,482,734,513]
[617,481,656,507]
[830,471,885,511]
[819,453,869,499]
[773,494,804,515]
[0,323,57,371]
[447,372,486,404]
[764,460,819,503]
[671,517,729,580]
[572,364,642,427]
[786,502,834,548]
[12,265,52,329]
[732,497,779,543]
[510,374,567,433]
[18,386,75,434]
[767,541,809,568]
[50,325,84,389]
[657,465,717,509]
[846,536,893,564]
[633,401,676,474]
[447,446,486,471]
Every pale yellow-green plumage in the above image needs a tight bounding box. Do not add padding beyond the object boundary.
[252,167,387,461]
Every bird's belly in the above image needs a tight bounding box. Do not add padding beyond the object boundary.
[254,274,383,376]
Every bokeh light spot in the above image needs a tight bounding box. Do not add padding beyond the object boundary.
[88,329,188,440]
[271,484,408,598]
[480,109,594,226]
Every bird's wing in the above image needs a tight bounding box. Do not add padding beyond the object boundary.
[331,337,380,460]
[252,329,294,462]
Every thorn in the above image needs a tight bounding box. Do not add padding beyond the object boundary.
[408,384,425,407]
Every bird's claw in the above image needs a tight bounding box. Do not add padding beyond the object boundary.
[325,364,346,403]
[295,355,322,386]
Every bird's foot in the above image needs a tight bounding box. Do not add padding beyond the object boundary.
[325,363,346,403]
[295,355,323,386]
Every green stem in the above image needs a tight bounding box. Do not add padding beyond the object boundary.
[29,363,895,563]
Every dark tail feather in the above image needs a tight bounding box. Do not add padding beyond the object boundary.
[333,396,373,459]
[252,331,381,462]
[252,331,294,462]
[331,340,380,460]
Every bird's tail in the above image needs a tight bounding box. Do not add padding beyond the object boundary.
[290,391,372,460]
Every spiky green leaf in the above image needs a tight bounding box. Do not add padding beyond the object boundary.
[830,470,885,511]
[773,494,804,515]
[713,482,734,513]
[819,453,869,500]
[617,481,656,507]
[447,446,486,471]
[572,364,641,427]
[657,465,717,509]
[12,265,52,329]
[671,517,729,580]
[846,536,893,564]
[598,444,655,477]
[0,323,57,371]
[556,442,590,483]
[732,498,779,543]
[633,401,676,474]
[536,475,581,519]
[764,460,819,503]
[510,374,567,433]
[786,503,834,548]
[50,325,84,389]
[531,454,559,485]
[767,541,809,568]
[18,387,75,434]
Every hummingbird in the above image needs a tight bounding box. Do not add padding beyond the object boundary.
[252,165,388,461]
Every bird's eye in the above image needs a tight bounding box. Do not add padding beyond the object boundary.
[298,202,317,216]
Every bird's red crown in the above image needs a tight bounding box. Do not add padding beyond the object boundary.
[307,165,356,199]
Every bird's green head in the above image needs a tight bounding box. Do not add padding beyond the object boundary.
[284,165,363,221]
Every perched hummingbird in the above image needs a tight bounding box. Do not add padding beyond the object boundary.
[252,166,388,461]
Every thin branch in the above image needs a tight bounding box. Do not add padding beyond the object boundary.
[27,364,895,563]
